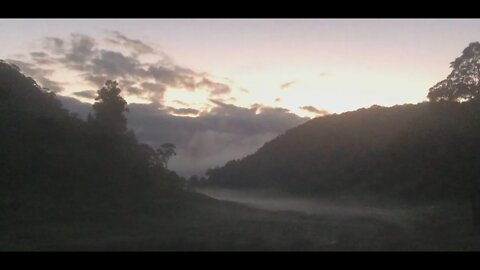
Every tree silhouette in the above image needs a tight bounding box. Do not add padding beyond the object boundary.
[91,80,129,134]
[156,143,176,168]
[428,42,480,102]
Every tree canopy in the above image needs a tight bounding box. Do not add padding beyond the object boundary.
[91,80,129,134]
[428,42,480,102]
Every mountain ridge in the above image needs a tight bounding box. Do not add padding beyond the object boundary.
[202,101,480,204]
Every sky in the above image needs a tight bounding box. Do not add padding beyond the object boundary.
[1,19,479,176]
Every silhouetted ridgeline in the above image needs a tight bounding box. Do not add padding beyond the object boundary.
[0,60,183,222]
[203,101,480,203]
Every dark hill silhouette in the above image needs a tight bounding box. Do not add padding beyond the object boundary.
[0,60,183,224]
[203,101,480,203]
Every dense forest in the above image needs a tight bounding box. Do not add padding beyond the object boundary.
[202,101,480,203]
[0,60,185,222]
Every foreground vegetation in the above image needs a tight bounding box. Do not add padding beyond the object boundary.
[1,190,479,251]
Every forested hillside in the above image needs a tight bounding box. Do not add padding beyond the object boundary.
[204,101,480,203]
[0,60,183,224]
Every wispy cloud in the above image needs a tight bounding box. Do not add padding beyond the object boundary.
[299,105,329,116]
[105,30,155,56]
[280,80,296,89]
[73,90,97,99]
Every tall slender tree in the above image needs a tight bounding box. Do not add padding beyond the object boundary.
[91,80,129,134]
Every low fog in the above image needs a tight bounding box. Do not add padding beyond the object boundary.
[195,187,460,231]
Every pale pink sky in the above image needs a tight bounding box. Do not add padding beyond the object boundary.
[1,19,480,117]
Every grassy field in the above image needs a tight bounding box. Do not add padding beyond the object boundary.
[1,191,479,251]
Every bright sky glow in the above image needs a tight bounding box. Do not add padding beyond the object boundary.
[1,19,480,117]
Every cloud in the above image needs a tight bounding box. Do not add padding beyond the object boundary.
[129,101,307,177]
[280,80,296,89]
[106,30,155,55]
[5,59,64,92]
[196,78,231,96]
[173,100,190,106]
[56,95,92,118]
[73,90,97,99]
[29,52,56,65]
[37,77,64,93]
[58,97,307,177]
[208,98,229,107]
[147,65,197,90]
[6,59,53,77]
[167,107,199,116]
[43,37,65,54]
[63,34,96,69]
[299,105,329,116]
[15,32,233,102]
[138,81,166,102]
[91,49,140,77]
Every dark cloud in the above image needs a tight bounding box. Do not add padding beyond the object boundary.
[73,90,97,99]
[260,107,290,114]
[140,81,164,92]
[167,107,199,115]
[30,52,55,65]
[208,99,228,107]
[84,74,111,87]
[36,77,64,93]
[130,101,307,176]
[280,80,296,89]
[43,37,65,54]
[91,50,140,77]
[55,95,93,120]
[147,65,196,90]
[64,34,96,68]
[106,31,155,55]
[300,105,329,116]
[13,32,233,102]
[196,78,231,96]
[58,98,307,177]
[139,81,166,103]
[6,59,52,77]
[30,52,47,58]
